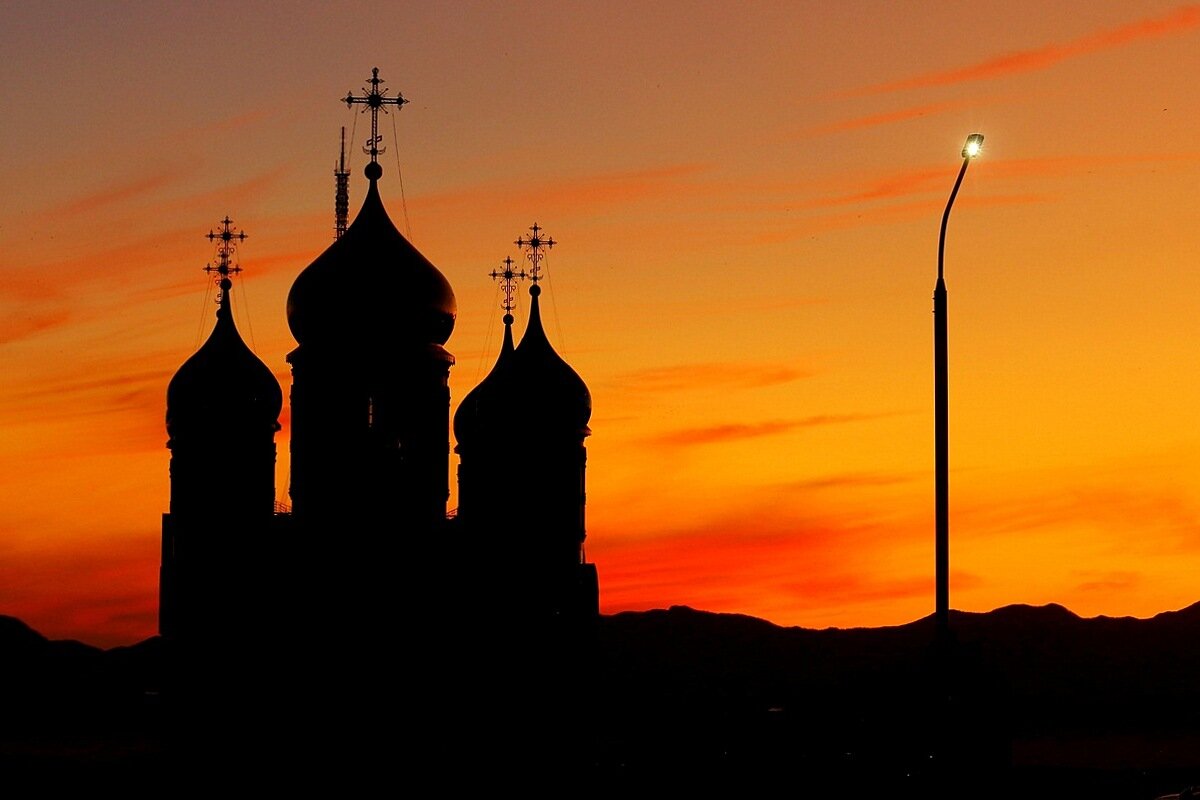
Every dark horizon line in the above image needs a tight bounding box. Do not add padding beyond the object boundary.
[10,595,1200,652]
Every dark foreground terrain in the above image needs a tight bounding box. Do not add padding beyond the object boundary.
[3,604,1200,796]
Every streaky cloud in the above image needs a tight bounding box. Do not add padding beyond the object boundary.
[1074,570,1141,593]
[592,506,941,624]
[0,367,174,426]
[782,472,915,492]
[804,99,974,136]
[6,164,292,304]
[0,309,72,345]
[810,167,950,207]
[194,108,273,136]
[412,162,715,216]
[960,482,1200,552]
[846,5,1200,96]
[48,170,181,217]
[782,570,982,607]
[753,194,1050,245]
[158,163,292,214]
[615,361,814,392]
[650,412,889,449]
[773,152,1195,219]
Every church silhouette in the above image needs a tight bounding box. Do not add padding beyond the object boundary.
[157,70,598,769]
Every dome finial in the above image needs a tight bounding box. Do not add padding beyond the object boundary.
[514,222,555,285]
[204,216,247,316]
[489,255,528,319]
[453,223,589,447]
[489,255,527,354]
[343,66,409,179]
[168,215,281,439]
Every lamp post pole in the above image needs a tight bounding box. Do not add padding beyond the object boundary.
[935,134,983,642]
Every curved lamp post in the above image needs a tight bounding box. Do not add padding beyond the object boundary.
[935,133,983,641]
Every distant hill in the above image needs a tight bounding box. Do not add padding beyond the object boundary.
[5,602,1200,732]
[591,603,1200,791]
[3,604,1200,792]
[0,615,160,725]
[595,602,1200,728]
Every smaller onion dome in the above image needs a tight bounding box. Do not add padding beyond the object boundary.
[455,286,590,448]
[508,284,591,436]
[453,313,516,446]
[287,167,456,349]
[167,283,283,438]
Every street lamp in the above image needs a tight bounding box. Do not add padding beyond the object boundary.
[934,133,983,642]
[962,133,984,159]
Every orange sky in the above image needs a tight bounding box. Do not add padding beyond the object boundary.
[2,2,1200,647]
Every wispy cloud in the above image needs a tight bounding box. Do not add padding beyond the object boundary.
[1,227,193,303]
[0,309,72,345]
[1074,570,1141,593]
[752,194,1050,245]
[593,505,938,625]
[6,165,293,304]
[413,163,714,217]
[246,247,313,272]
[194,108,273,136]
[782,472,915,492]
[804,99,977,136]
[159,164,292,214]
[959,482,1200,554]
[810,167,950,207]
[846,5,1200,96]
[38,162,288,233]
[649,413,887,449]
[615,361,813,393]
[596,512,852,604]
[985,152,1200,179]
[774,152,1200,221]
[49,170,183,217]
[781,570,982,610]
[0,367,173,422]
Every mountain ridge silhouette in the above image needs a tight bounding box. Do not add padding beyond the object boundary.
[3,603,1200,792]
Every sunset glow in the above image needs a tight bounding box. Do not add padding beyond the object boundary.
[2,2,1200,646]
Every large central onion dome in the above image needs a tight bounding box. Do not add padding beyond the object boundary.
[287,166,456,348]
[167,290,283,437]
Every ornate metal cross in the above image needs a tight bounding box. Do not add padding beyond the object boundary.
[343,67,408,164]
[204,217,246,303]
[514,223,556,284]
[489,256,528,314]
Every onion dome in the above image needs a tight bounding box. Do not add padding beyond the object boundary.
[167,279,283,437]
[456,286,590,446]
[287,165,456,348]
[508,284,591,436]
[453,313,516,446]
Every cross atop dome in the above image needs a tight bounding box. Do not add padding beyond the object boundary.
[489,256,528,321]
[204,217,246,306]
[515,223,555,284]
[344,67,409,177]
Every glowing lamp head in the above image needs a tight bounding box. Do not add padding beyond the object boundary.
[963,133,984,159]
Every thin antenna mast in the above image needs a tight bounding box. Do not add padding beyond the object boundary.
[334,127,350,239]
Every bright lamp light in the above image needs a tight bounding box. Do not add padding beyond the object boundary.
[963,133,984,158]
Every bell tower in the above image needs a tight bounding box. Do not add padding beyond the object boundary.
[286,68,457,535]
[161,217,282,696]
[454,225,596,623]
